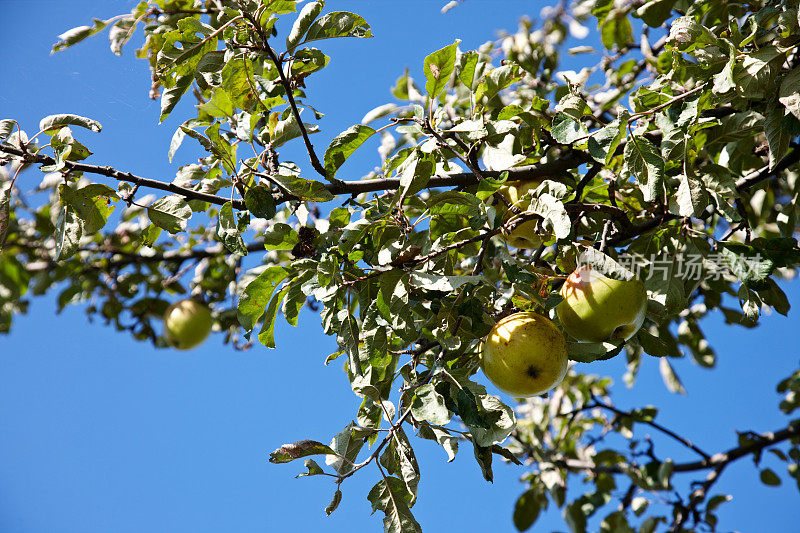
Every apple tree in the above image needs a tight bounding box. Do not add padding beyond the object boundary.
[2,0,800,531]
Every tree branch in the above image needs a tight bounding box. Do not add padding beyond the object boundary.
[0,143,245,210]
[590,398,710,460]
[240,9,330,181]
[272,149,595,203]
[554,420,800,475]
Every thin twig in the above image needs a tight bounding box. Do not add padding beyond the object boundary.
[240,9,329,181]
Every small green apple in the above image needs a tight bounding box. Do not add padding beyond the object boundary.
[163,299,213,350]
[480,312,568,397]
[498,179,542,249]
[556,265,647,343]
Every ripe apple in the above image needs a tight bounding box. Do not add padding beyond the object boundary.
[497,179,542,249]
[163,299,213,350]
[480,312,569,397]
[556,265,647,343]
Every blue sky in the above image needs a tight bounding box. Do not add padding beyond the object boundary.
[1,1,798,532]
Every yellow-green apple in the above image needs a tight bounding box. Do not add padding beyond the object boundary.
[480,312,568,397]
[497,179,542,249]
[163,299,213,350]
[556,265,647,343]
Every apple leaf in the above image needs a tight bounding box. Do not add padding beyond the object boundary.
[324,124,376,179]
[295,458,326,478]
[423,40,460,100]
[326,422,364,476]
[147,195,192,234]
[53,206,82,261]
[286,0,325,53]
[367,477,421,533]
[302,11,373,44]
[237,265,290,332]
[216,202,248,256]
[268,439,337,464]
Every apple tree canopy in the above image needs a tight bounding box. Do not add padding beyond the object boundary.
[2,0,800,531]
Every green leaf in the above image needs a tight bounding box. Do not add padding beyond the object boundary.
[393,151,434,205]
[261,0,297,17]
[366,477,422,533]
[468,394,516,447]
[289,48,330,78]
[513,488,543,531]
[263,223,299,251]
[575,247,635,280]
[475,64,521,103]
[271,174,334,202]
[361,103,399,124]
[456,50,479,90]
[567,341,623,363]
[760,468,782,486]
[779,65,800,120]
[719,243,775,283]
[257,283,291,348]
[551,114,589,145]
[268,439,337,463]
[588,111,629,164]
[417,425,458,462]
[0,119,17,141]
[735,47,783,99]
[197,88,233,118]
[640,517,666,533]
[108,18,137,56]
[636,0,673,27]
[283,270,316,327]
[302,11,373,44]
[295,458,325,478]
[245,185,277,219]
[764,100,798,169]
[196,50,225,87]
[216,202,248,256]
[39,114,101,134]
[158,18,217,79]
[52,18,109,52]
[324,124,376,179]
[147,195,191,234]
[326,422,364,476]
[325,488,342,516]
[624,135,665,202]
[472,442,494,482]
[59,183,118,234]
[160,75,193,122]
[0,188,10,247]
[266,113,320,148]
[659,358,686,395]
[237,266,290,332]
[409,272,481,292]
[336,310,362,375]
[53,206,82,261]
[286,0,325,53]
[380,427,420,503]
[410,384,451,425]
[423,40,460,99]
[675,173,707,217]
[600,12,633,50]
[528,192,571,241]
[565,499,588,533]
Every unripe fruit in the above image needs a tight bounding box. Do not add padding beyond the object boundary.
[480,312,569,397]
[498,179,542,249]
[163,299,213,350]
[556,265,647,343]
